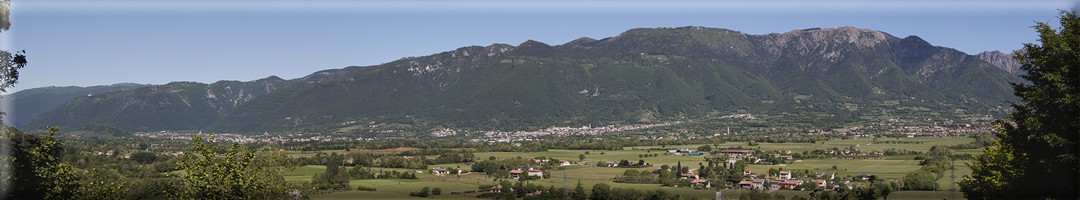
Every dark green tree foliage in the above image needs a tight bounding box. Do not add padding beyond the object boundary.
[176,134,304,199]
[613,169,659,183]
[130,152,157,164]
[312,154,351,190]
[804,181,894,200]
[3,127,84,199]
[589,183,611,200]
[409,187,430,197]
[2,127,128,199]
[348,166,377,179]
[127,178,181,199]
[960,10,1080,200]
[572,180,587,200]
[580,185,698,200]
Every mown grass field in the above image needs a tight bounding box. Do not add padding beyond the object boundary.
[302,137,976,199]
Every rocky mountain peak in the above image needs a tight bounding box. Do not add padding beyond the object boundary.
[782,26,894,48]
[976,50,1025,75]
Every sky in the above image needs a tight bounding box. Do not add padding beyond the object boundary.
[1,0,1075,93]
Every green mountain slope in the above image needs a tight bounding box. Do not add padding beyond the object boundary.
[1,83,148,128]
[20,65,368,132]
[207,26,1020,133]
[26,26,1021,133]
[23,77,292,131]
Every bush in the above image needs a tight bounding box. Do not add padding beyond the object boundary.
[431,187,441,195]
[356,186,377,191]
[409,187,430,197]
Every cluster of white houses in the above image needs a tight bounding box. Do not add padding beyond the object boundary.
[732,169,875,191]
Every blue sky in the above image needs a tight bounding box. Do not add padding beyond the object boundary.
[1,0,1074,93]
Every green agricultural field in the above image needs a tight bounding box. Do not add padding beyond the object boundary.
[304,138,976,199]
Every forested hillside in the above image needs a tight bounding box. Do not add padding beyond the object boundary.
[26,26,1021,133]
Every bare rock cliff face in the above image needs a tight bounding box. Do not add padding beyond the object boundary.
[976,50,1024,75]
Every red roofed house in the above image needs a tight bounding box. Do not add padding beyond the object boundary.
[680,173,699,179]
[811,179,827,187]
[739,181,753,189]
[779,171,792,179]
[509,170,524,179]
[691,179,710,188]
[779,180,803,189]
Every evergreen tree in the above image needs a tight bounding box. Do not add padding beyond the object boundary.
[960,10,1080,200]
[572,180,587,200]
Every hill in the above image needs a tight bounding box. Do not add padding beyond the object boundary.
[21,65,368,132]
[22,77,292,131]
[1,83,148,128]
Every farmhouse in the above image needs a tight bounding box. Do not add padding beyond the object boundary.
[432,167,449,175]
[751,179,766,190]
[680,173,700,179]
[509,170,524,179]
[527,169,543,179]
[738,181,753,189]
[691,179,709,188]
[779,171,791,179]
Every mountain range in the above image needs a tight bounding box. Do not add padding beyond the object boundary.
[1,83,147,128]
[19,67,364,131]
[20,26,1023,133]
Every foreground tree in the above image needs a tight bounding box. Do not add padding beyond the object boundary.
[3,127,81,199]
[1,126,126,199]
[960,10,1080,200]
[0,0,26,96]
[176,134,307,199]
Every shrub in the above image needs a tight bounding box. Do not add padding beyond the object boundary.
[356,186,377,191]
[431,187,441,195]
[409,187,430,197]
